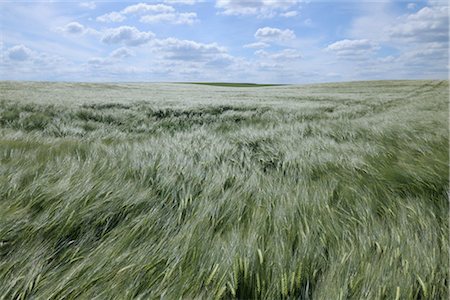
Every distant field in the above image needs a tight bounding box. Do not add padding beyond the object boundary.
[0,80,448,299]
[183,82,286,87]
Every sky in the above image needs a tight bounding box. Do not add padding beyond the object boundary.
[0,0,448,83]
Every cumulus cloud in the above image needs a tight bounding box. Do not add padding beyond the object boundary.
[101,26,155,46]
[122,3,175,14]
[243,42,269,49]
[56,22,99,37]
[281,11,298,17]
[350,2,447,45]
[388,6,448,43]
[255,27,296,42]
[216,0,301,17]
[378,42,448,74]
[110,47,133,58]
[97,3,197,26]
[155,38,228,62]
[86,47,134,68]
[205,53,237,68]
[79,2,96,9]
[427,0,448,7]
[94,3,175,26]
[88,57,113,66]
[163,0,200,4]
[6,45,34,61]
[255,48,302,60]
[1,45,73,81]
[97,12,126,23]
[401,43,447,62]
[59,22,85,34]
[2,45,67,73]
[140,12,198,25]
[407,3,417,10]
[344,2,448,79]
[326,39,379,56]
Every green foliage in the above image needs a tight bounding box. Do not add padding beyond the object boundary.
[0,80,448,299]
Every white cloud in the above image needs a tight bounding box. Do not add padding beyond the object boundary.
[407,3,417,10]
[88,57,113,66]
[79,2,96,10]
[388,6,448,43]
[140,12,198,25]
[59,22,85,34]
[281,11,298,17]
[255,27,296,42]
[121,3,175,15]
[56,22,100,37]
[243,42,269,49]
[6,45,34,61]
[155,38,228,62]
[216,0,302,17]
[2,45,69,78]
[175,12,198,24]
[354,41,448,80]
[3,0,446,83]
[204,53,237,68]
[86,47,134,68]
[400,43,447,62]
[378,42,448,72]
[344,2,448,80]
[163,0,201,4]
[427,0,448,7]
[273,49,302,60]
[110,47,134,58]
[255,48,302,60]
[97,3,197,26]
[97,12,126,23]
[326,39,379,56]
[350,2,447,44]
[304,18,313,27]
[101,26,155,46]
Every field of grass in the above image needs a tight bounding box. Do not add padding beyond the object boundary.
[0,80,448,299]
[183,82,286,87]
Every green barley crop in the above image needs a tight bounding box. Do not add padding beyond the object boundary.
[0,80,448,299]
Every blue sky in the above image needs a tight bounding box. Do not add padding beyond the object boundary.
[0,0,448,83]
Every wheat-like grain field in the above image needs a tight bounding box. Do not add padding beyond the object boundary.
[0,80,448,299]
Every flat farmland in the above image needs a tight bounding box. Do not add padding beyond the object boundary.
[0,80,448,299]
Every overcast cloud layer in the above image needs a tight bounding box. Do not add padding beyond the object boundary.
[0,0,448,83]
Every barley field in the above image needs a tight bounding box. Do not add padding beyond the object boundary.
[0,80,448,299]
